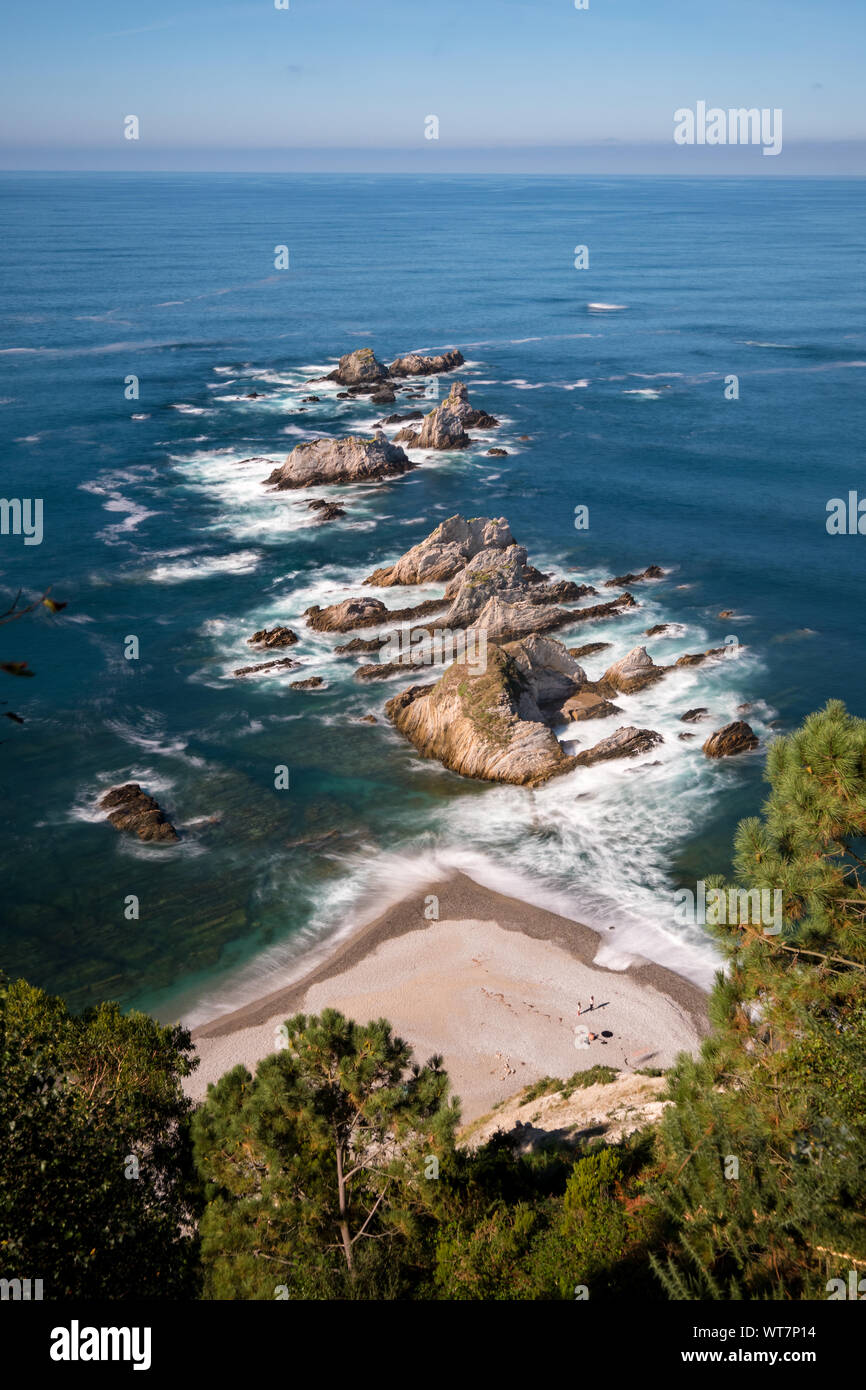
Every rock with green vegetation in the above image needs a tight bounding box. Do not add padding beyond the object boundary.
[394,381,499,450]
[385,644,578,785]
[326,347,387,385]
[364,513,514,586]
[264,433,412,489]
[387,349,464,376]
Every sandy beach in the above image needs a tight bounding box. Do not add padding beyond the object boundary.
[188,872,710,1122]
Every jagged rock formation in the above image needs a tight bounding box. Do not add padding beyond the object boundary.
[385,645,577,787]
[334,634,388,654]
[265,434,412,489]
[572,726,664,767]
[394,381,499,450]
[601,646,666,694]
[569,641,612,659]
[247,625,298,650]
[290,677,324,690]
[702,721,759,757]
[604,565,664,587]
[99,784,179,843]
[674,646,728,667]
[234,656,301,676]
[501,634,586,709]
[326,348,387,385]
[305,499,346,521]
[680,707,709,723]
[387,349,464,376]
[304,595,446,633]
[364,515,514,586]
[560,692,623,722]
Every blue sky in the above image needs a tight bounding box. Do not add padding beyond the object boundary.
[1,0,865,170]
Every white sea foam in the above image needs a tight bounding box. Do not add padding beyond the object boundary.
[149,550,261,583]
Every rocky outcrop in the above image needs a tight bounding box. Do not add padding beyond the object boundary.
[326,348,387,385]
[394,382,499,450]
[601,646,665,695]
[247,625,298,650]
[444,546,546,626]
[604,566,664,587]
[99,784,179,843]
[569,641,612,659]
[290,677,324,690]
[304,595,446,633]
[702,721,759,758]
[265,434,412,489]
[334,634,388,654]
[387,349,464,377]
[377,410,424,427]
[675,646,727,667]
[560,692,623,722]
[487,448,508,457]
[385,645,577,787]
[572,726,664,767]
[364,515,514,586]
[234,656,300,676]
[501,634,586,708]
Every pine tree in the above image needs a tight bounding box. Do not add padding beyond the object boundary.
[651,702,866,1298]
[193,1009,459,1298]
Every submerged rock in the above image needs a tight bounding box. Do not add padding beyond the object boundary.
[572,726,664,767]
[604,566,664,587]
[364,514,514,586]
[306,498,347,521]
[387,349,465,376]
[265,434,413,489]
[234,656,301,676]
[702,721,759,757]
[487,447,508,457]
[680,707,710,723]
[99,783,179,843]
[675,646,728,667]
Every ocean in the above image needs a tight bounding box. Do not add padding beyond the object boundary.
[1,173,864,1024]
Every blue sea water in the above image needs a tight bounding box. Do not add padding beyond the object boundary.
[1,173,864,1023]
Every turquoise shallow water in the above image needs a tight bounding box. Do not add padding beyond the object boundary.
[1,174,864,1020]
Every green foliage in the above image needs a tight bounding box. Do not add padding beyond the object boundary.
[651,702,866,1299]
[193,1009,459,1299]
[0,975,201,1298]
